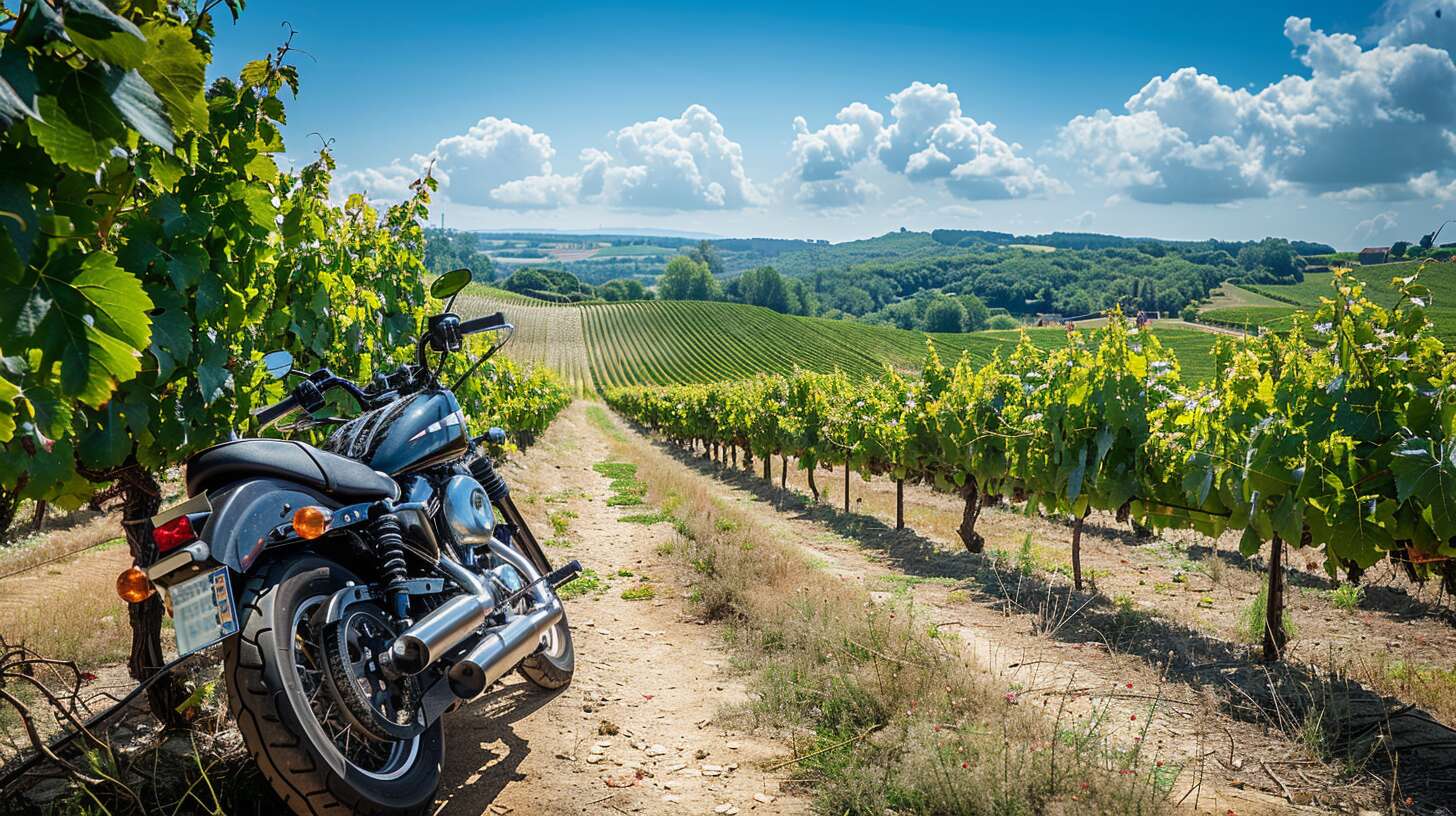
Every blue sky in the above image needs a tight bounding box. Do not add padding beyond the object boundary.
[212,1,1456,248]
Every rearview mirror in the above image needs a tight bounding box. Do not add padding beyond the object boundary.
[430,268,472,300]
[262,350,294,380]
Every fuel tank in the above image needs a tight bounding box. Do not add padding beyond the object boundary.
[323,390,468,475]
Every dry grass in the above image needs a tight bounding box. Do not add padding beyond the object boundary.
[0,512,121,579]
[598,410,1174,815]
[0,540,135,668]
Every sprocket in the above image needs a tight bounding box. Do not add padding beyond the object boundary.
[319,606,426,743]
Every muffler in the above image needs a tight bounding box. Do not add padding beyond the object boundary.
[447,538,566,698]
[390,557,496,675]
[447,596,562,698]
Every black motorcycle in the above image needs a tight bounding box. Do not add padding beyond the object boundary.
[140,270,579,814]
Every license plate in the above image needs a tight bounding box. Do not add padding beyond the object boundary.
[168,566,239,656]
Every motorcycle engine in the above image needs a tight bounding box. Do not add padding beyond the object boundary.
[442,474,495,546]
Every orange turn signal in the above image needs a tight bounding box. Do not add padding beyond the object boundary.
[292,505,332,540]
[117,566,156,603]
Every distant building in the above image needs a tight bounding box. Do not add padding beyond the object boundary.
[1358,246,1390,265]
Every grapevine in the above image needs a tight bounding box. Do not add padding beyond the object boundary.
[607,268,1456,660]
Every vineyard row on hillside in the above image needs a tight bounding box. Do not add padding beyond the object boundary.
[606,269,1456,660]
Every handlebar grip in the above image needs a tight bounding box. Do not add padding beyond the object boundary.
[253,394,301,426]
[459,312,508,334]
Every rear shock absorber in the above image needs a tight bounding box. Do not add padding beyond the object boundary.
[370,512,410,620]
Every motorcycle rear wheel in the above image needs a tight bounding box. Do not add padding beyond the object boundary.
[224,555,443,815]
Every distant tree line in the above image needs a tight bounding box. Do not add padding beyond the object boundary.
[429,227,1350,333]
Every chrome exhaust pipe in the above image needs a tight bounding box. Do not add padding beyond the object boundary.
[447,538,564,698]
[447,598,562,698]
[390,557,496,675]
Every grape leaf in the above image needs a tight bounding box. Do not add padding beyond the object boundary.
[29,66,126,172]
[0,374,18,443]
[1390,437,1456,540]
[100,65,172,151]
[138,22,207,135]
[196,334,230,405]
[64,0,148,69]
[36,252,152,405]
[79,402,130,468]
[0,46,39,129]
[147,290,193,382]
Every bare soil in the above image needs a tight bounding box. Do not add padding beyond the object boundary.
[434,404,807,815]
[610,417,1456,814]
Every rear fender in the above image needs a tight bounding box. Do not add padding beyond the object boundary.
[202,478,339,574]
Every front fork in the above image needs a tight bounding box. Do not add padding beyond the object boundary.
[493,492,554,578]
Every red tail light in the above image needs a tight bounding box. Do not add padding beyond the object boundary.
[152,515,196,554]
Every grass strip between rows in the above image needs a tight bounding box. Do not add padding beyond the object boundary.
[586,405,1175,815]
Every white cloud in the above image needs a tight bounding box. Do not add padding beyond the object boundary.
[785,103,884,207]
[488,173,580,209]
[883,196,927,218]
[794,176,879,209]
[340,105,762,213]
[335,159,424,204]
[1071,209,1097,227]
[1375,0,1456,55]
[1355,210,1399,238]
[577,105,766,211]
[427,117,560,208]
[941,204,983,219]
[1055,13,1456,204]
[787,81,1065,209]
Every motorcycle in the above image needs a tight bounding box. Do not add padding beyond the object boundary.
[131,269,580,814]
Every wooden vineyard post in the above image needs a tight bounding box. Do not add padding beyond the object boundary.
[1071,510,1089,591]
[843,461,850,513]
[895,479,904,530]
[781,455,788,490]
[1263,534,1287,662]
[764,455,772,482]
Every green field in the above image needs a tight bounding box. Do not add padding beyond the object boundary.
[590,244,675,258]
[456,293,1222,391]
[1205,261,1456,341]
[1198,305,1300,333]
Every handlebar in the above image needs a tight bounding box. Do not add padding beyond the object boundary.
[459,312,509,334]
[254,310,514,428]
[253,394,301,426]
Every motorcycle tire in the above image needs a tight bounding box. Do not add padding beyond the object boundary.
[224,555,443,815]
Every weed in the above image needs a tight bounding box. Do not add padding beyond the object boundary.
[1016,533,1037,577]
[621,509,672,525]
[620,585,656,601]
[616,569,634,577]
[1326,582,1364,612]
[1236,583,1297,645]
[557,568,606,599]
[547,508,577,537]
[592,461,637,480]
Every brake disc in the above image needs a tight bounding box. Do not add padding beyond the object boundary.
[320,606,426,742]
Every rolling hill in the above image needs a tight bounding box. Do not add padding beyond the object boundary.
[1198,260,1456,339]
[455,289,1223,393]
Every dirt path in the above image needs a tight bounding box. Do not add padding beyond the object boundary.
[433,404,806,816]
[603,413,1404,814]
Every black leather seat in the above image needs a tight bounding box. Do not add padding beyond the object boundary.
[185,439,400,502]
